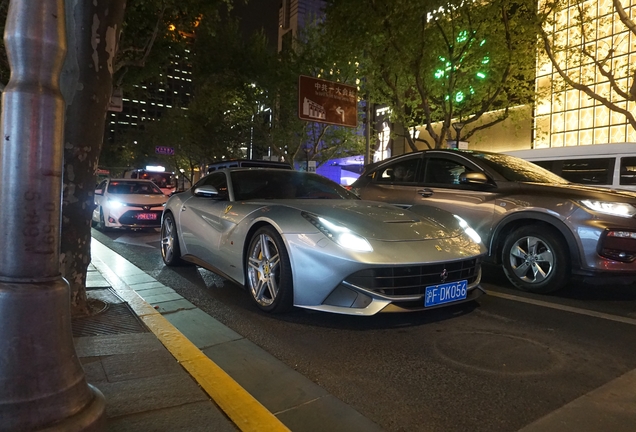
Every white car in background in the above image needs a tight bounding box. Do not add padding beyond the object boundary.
[93,178,167,230]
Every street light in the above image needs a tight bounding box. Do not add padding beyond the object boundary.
[452,122,464,149]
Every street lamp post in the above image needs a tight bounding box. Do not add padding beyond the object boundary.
[304,146,311,172]
[452,122,465,149]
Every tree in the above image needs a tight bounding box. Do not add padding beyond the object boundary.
[538,0,636,130]
[323,0,539,149]
[43,0,229,315]
[191,15,364,169]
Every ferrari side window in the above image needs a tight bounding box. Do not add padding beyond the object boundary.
[199,173,229,198]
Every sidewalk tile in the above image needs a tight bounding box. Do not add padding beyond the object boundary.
[98,373,209,418]
[163,308,243,349]
[203,338,328,414]
[107,400,238,432]
[100,348,183,383]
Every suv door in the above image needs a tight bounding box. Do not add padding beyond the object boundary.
[356,155,424,207]
[415,154,497,246]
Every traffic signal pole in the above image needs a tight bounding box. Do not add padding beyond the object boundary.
[0,1,105,430]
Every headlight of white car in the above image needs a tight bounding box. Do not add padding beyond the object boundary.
[580,200,636,218]
[107,198,124,208]
[453,215,482,243]
[302,212,373,252]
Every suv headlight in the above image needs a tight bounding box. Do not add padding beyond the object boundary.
[580,200,636,218]
[302,212,373,252]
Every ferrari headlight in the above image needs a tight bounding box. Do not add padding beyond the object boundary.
[580,200,636,218]
[107,198,123,208]
[302,212,373,252]
[453,215,481,243]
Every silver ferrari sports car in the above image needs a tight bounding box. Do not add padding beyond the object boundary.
[161,168,486,315]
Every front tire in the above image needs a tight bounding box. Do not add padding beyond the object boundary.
[502,225,569,293]
[97,207,109,231]
[161,212,187,266]
[245,226,293,313]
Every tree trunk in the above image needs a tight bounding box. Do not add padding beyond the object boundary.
[60,0,126,316]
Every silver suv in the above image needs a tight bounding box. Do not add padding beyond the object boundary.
[351,149,636,293]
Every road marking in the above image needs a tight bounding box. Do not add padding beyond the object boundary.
[113,233,158,248]
[518,368,636,431]
[485,290,636,326]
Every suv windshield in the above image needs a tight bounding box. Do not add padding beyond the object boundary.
[474,152,570,184]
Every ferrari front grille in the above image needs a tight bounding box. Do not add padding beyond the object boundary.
[344,258,480,297]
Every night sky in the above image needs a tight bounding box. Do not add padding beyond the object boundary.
[232,0,281,51]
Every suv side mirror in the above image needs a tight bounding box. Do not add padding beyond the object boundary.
[459,172,490,185]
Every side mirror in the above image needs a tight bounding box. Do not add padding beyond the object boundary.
[193,185,219,198]
[95,189,103,195]
[459,171,490,185]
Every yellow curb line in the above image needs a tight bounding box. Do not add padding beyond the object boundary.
[91,253,290,432]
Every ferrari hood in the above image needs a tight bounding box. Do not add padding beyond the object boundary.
[279,200,461,241]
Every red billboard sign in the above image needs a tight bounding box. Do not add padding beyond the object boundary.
[298,75,358,128]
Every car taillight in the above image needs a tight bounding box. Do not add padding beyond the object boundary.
[599,230,636,262]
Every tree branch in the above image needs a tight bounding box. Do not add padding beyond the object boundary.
[540,27,636,129]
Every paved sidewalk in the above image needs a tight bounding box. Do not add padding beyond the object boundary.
[76,238,384,432]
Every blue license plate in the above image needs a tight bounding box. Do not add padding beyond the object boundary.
[424,280,468,307]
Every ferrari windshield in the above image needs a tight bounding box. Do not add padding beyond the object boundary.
[231,170,359,200]
[472,152,570,184]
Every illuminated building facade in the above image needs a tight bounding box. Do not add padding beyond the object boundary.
[535,0,636,148]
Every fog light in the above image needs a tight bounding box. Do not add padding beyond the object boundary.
[599,230,636,262]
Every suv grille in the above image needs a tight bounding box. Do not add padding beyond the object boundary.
[344,258,480,297]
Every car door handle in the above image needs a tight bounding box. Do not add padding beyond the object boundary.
[181,206,187,211]
[417,189,434,197]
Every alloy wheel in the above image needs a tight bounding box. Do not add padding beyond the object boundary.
[508,235,555,284]
[247,233,281,307]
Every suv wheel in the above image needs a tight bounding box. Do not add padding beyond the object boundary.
[502,225,569,293]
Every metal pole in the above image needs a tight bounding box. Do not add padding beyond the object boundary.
[250,114,254,159]
[452,122,464,150]
[364,98,371,165]
[0,1,105,430]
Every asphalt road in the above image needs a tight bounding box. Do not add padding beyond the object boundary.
[92,228,636,432]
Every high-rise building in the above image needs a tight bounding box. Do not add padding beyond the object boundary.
[278,0,325,52]
[104,52,193,147]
